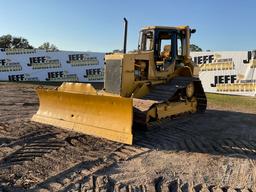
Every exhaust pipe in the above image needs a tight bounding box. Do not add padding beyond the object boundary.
[123,18,128,54]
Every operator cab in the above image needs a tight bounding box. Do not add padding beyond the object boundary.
[138,26,192,71]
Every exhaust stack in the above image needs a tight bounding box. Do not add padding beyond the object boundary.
[123,18,128,54]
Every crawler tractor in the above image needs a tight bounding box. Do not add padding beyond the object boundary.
[32,18,207,144]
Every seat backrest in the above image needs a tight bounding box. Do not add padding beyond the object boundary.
[161,45,171,59]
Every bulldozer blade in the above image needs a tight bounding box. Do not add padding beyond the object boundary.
[31,87,133,144]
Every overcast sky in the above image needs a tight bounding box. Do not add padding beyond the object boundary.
[0,0,255,52]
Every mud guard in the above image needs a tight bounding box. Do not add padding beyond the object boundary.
[32,86,133,145]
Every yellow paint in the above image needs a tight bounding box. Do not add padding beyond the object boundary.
[216,83,256,92]
[57,82,97,95]
[32,87,133,144]
[32,25,203,144]
[250,59,256,68]
[157,98,197,119]
[199,62,234,71]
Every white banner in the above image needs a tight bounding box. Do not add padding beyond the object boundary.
[0,48,105,82]
[0,48,255,96]
[191,51,256,96]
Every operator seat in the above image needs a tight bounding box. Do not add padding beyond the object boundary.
[161,45,171,60]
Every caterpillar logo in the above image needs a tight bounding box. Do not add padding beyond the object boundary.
[67,54,99,66]
[27,56,61,69]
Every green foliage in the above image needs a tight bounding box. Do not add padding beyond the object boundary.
[190,44,203,52]
[38,42,58,51]
[0,34,33,49]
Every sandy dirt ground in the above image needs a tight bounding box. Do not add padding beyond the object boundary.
[0,82,255,192]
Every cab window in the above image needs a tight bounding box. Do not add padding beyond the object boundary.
[139,31,154,51]
[158,32,173,61]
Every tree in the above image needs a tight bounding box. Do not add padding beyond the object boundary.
[112,49,123,53]
[0,35,12,48]
[190,44,202,52]
[0,34,33,49]
[12,37,33,48]
[38,42,58,51]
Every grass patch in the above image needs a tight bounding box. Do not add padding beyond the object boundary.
[206,93,256,113]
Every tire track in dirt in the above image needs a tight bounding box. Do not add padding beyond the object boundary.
[0,131,65,168]
[0,83,256,191]
[2,82,256,160]
[134,115,256,159]
[22,176,255,191]
[28,140,148,191]
[0,128,125,188]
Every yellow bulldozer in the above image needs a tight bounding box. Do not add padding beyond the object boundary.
[32,18,207,145]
